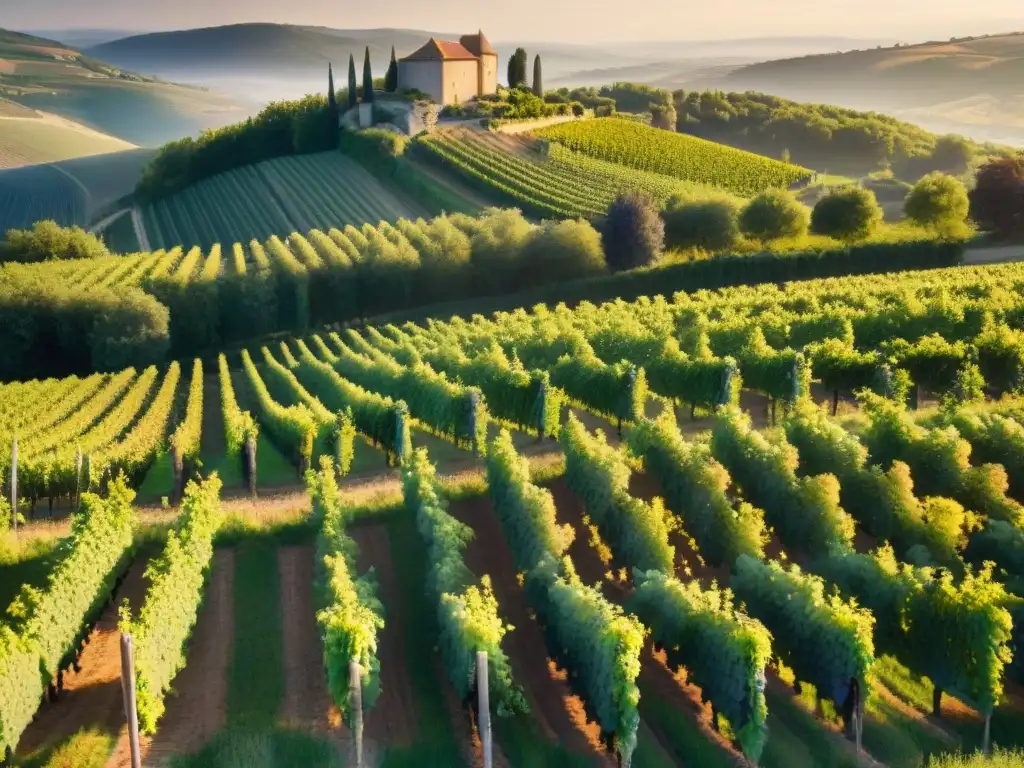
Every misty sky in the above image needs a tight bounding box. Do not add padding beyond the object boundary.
[5,0,1022,42]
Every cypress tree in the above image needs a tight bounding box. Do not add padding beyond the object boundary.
[347,54,357,108]
[532,54,543,97]
[327,62,337,112]
[507,48,528,89]
[385,45,399,92]
[362,47,374,103]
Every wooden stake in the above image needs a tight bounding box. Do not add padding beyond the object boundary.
[477,651,492,768]
[983,711,992,755]
[10,438,17,533]
[119,634,142,768]
[350,661,363,768]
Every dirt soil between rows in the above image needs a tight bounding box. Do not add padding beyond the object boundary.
[447,494,616,766]
[112,548,236,767]
[15,556,152,761]
[350,523,419,753]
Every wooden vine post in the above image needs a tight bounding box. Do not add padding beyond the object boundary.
[119,633,142,768]
[9,438,16,534]
[74,446,83,510]
[349,661,364,768]
[244,435,257,497]
[983,710,992,755]
[852,678,863,755]
[171,444,184,506]
[477,651,492,768]
[536,380,547,442]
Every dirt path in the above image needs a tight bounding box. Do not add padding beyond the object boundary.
[448,495,615,765]
[278,545,341,735]
[15,557,151,760]
[198,373,226,470]
[350,524,419,752]
[116,548,236,767]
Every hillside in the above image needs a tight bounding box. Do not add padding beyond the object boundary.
[0,28,254,145]
[0,147,154,235]
[0,103,136,167]
[725,31,1024,145]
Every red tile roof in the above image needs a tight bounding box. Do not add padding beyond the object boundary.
[460,31,496,57]
[401,37,478,61]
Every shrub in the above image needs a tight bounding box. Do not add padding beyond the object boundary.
[0,221,110,263]
[810,186,884,241]
[904,172,971,234]
[469,208,536,292]
[969,154,1024,239]
[662,198,741,252]
[739,190,810,241]
[601,191,665,272]
[519,218,606,287]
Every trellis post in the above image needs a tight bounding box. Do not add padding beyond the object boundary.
[477,651,492,768]
[10,439,16,533]
[119,634,142,768]
[349,661,364,768]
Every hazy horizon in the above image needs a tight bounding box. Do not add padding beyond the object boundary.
[5,0,1023,44]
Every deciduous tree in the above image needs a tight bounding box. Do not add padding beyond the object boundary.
[904,172,970,235]
[600,191,665,272]
[969,154,1024,239]
[810,186,883,241]
[739,190,809,242]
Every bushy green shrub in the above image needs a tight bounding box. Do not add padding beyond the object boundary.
[468,208,536,292]
[662,197,741,252]
[904,172,971,235]
[601,191,665,271]
[739,190,810,242]
[518,218,606,286]
[0,221,110,263]
[810,186,883,241]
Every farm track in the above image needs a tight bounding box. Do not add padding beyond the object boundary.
[119,548,236,767]
[350,523,420,751]
[277,545,342,735]
[447,494,616,765]
[15,556,152,762]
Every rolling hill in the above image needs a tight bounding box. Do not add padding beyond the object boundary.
[725,31,1024,145]
[0,101,136,167]
[0,28,255,146]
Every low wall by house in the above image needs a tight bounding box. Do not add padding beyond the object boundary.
[493,114,584,134]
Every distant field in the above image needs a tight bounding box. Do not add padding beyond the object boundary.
[536,117,813,196]
[141,151,426,250]
[0,147,153,234]
[0,113,136,169]
[417,128,732,219]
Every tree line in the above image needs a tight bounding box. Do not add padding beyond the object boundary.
[548,84,1010,179]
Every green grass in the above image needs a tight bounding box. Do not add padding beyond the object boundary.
[101,208,141,254]
[0,533,63,614]
[930,747,1024,767]
[254,433,300,487]
[760,688,860,768]
[493,713,592,768]
[863,686,953,768]
[135,451,174,502]
[638,695,735,768]
[0,116,134,169]
[14,728,115,768]
[169,727,339,768]
[383,512,463,765]
[227,540,284,728]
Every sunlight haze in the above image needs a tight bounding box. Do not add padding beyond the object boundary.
[5,0,1023,41]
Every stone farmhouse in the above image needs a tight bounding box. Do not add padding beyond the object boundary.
[398,31,498,106]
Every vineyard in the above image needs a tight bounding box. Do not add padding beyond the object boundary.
[0,148,153,234]
[416,128,733,219]
[2,258,1024,766]
[140,151,426,251]
[535,117,813,196]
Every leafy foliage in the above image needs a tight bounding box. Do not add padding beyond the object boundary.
[732,555,874,708]
[628,413,767,566]
[0,221,110,263]
[307,457,384,723]
[810,186,884,242]
[601,191,665,272]
[738,189,810,241]
[402,448,526,716]
[630,570,771,762]
[122,475,223,733]
[561,413,675,573]
[968,154,1024,239]
[537,118,811,195]
[904,172,971,235]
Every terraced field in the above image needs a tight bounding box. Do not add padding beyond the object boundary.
[0,112,136,169]
[416,127,735,220]
[141,152,426,250]
[0,147,153,234]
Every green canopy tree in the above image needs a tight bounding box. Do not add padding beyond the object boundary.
[362,47,375,103]
[507,48,528,89]
[532,55,543,97]
[327,62,337,115]
[385,46,399,92]
[347,54,357,108]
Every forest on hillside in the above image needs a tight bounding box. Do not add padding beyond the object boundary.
[550,84,1011,178]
